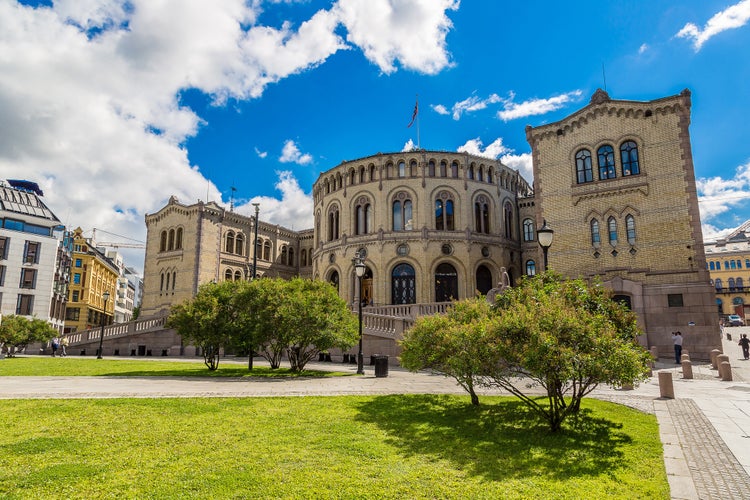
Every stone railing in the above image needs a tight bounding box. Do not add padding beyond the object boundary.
[357,302,449,339]
[67,313,169,346]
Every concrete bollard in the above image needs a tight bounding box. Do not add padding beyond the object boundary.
[681,359,693,379]
[681,353,690,361]
[720,361,733,381]
[710,349,722,369]
[717,354,729,373]
[650,346,659,360]
[658,371,675,399]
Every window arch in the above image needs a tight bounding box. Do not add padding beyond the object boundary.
[435,192,454,231]
[468,164,475,180]
[439,161,447,177]
[329,270,339,291]
[503,202,513,238]
[355,197,372,235]
[626,215,636,245]
[398,161,406,178]
[168,229,175,251]
[225,231,234,253]
[428,160,436,177]
[597,145,616,180]
[576,149,593,184]
[738,277,744,291]
[392,192,413,231]
[160,231,167,252]
[591,219,601,245]
[474,195,490,234]
[526,260,536,276]
[175,228,183,250]
[620,141,640,176]
[522,218,535,242]
[234,270,242,281]
[235,234,244,255]
[224,269,233,281]
[476,265,492,295]
[729,278,736,291]
[451,161,459,178]
[709,261,715,270]
[608,217,617,246]
[715,278,723,291]
[328,206,339,241]
[263,241,271,261]
[410,160,417,177]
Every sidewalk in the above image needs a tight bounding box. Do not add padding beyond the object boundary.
[4,329,750,500]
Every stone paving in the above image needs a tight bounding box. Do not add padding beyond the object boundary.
[5,327,750,499]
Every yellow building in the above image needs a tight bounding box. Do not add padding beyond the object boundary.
[705,220,750,323]
[63,227,119,333]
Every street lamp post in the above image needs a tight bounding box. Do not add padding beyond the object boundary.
[97,290,110,359]
[353,251,366,375]
[537,219,554,272]
[251,203,260,280]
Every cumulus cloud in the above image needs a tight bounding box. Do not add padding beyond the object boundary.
[0,0,458,274]
[696,161,750,233]
[334,0,458,74]
[497,90,583,121]
[446,93,501,120]
[402,139,417,152]
[500,153,533,185]
[456,138,534,184]
[676,0,750,51]
[279,140,313,165]
[255,147,268,158]
[431,104,449,115]
[236,171,313,230]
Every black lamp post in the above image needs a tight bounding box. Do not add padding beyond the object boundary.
[353,251,366,375]
[251,203,260,280]
[537,219,554,271]
[97,290,110,359]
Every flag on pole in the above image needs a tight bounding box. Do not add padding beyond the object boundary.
[407,99,418,128]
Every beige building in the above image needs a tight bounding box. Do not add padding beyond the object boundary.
[140,89,720,359]
[705,220,750,322]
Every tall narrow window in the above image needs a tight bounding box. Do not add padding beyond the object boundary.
[526,260,536,276]
[20,268,36,289]
[523,218,535,241]
[487,167,493,183]
[738,278,744,290]
[439,161,447,177]
[410,160,417,176]
[168,229,175,251]
[435,192,455,230]
[503,202,513,238]
[24,241,40,264]
[398,161,406,177]
[474,196,490,234]
[468,164,475,180]
[301,249,307,267]
[451,161,459,178]
[225,231,234,253]
[428,161,435,177]
[591,219,601,245]
[625,215,636,245]
[608,217,618,245]
[281,246,288,264]
[328,207,339,241]
[620,141,640,176]
[263,241,271,261]
[256,238,262,261]
[715,278,723,291]
[392,193,412,231]
[729,278,736,291]
[224,269,232,281]
[159,231,167,252]
[289,248,295,266]
[355,197,371,235]
[597,145,616,180]
[176,228,183,249]
[576,149,593,184]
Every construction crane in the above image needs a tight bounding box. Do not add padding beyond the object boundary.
[91,228,146,249]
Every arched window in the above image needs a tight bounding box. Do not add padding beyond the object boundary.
[435,262,458,302]
[474,196,490,234]
[439,161,447,177]
[172,271,176,290]
[523,218,535,241]
[175,228,183,249]
[468,164,475,180]
[738,260,743,269]
[263,241,271,261]
[478,166,484,182]
[234,270,242,281]
[428,160,435,177]
[392,263,416,304]
[729,278,736,291]
[168,229,175,251]
[738,277,744,291]
[597,145,616,180]
[392,193,413,231]
[166,272,170,290]
[235,234,244,255]
[717,297,723,314]
[301,249,307,267]
[160,273,164,291]
[355,197,372,235]
[503,202,513,238]
[288,247,295,266]
[476,265,492,295]
[709,261,715,270]
[731,260,737,269]
[487,167,493,184]
[359,167,365,183]
[715,278,723,291]
[608,217,618,245]
[398,161,406,178]
[281,246,288,264]
[435,192,454,231]
[620,141,640,176]
[451,161,459,178]
[329,270,339,291]
[224,269,232,281]
[626,215,636,245]
[256,238,262,261]
[160,231,167,252]
[576,149,593,184]
[410,160,417,177]
[225,231,234,253]
[328,206,339,241]
[526,260,536,276]
[591,219,601,245]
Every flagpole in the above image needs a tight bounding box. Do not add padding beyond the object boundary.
[416,94,420,149]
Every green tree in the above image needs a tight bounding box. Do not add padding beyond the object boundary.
[0,315,58,357]
[167,282,239,370]
[274,278,358,371]
[245,278,288,369]
[400,298,494,405]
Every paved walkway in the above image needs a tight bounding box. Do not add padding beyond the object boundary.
[5,327,750,499]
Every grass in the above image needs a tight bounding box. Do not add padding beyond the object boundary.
[0,395,668,499]
[0,356,349,378]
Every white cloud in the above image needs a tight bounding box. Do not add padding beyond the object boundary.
[334,0,458,74]
[697,161,750,230]
[497,90,583,121]
[500,152,533,185]
[457,137,511,159]
[255,147,268,158]
[0,0,458,275]
[402,139,417,152]
[432,104,449,115]
[236,171,313,230]
[638,43,649,54]
[279,140,313,165]
[449,93,501,120]
[676,0,750,51]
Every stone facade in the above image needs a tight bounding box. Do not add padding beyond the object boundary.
[526,89,720,359]
[704,220,750,322]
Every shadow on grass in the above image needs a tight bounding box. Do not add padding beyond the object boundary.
[354,394,631,482]
[95,367,350,378]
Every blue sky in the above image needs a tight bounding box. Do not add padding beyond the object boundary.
[2,0,750,273]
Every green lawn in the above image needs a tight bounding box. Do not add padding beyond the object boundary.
[0,356,349,378]
[0,395,668,499]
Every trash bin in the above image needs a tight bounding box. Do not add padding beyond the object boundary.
[374,355,389,378]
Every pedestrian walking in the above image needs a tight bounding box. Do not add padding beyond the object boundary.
[51,337,59,357]
[739,334,750,360]
[672,331,683,364]
[60,335,69,357]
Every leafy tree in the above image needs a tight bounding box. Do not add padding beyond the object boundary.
[245,278,288,369]
[167,282,239,370]
[400,299,494,405]
[0,315,58,357]
[274,278,358,371]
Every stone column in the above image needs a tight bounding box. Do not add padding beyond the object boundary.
[658,371,674,399]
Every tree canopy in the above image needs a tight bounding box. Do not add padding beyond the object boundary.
[0,315,58,357]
